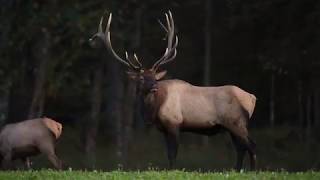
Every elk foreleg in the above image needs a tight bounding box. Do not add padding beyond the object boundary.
[1,152,13,170]
[164,127,179,169]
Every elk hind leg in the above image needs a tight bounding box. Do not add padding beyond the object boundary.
[247,137,257,170]
[230,133,246,171]
[21,157,32,169]
[226,120,256,171]
[39,143,62,170]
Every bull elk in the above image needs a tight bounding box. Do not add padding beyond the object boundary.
[90,11,257,171]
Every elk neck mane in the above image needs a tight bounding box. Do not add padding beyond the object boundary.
[143,79,189,103]
[142,79,189,118]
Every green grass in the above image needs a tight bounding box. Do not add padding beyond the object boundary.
[0,170,319,180]
[15,126,320,171]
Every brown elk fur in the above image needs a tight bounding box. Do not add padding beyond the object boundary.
[42,117,62,139]
[0,118,63,169]
[142,79,257,170]
[232,86,256,118]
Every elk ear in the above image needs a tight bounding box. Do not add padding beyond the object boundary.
[127,71,138,80]
[155,70,167,80]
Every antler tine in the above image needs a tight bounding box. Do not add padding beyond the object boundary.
[151,14,171,70]
[89,17,102,41]
[158,19,168,32]
[167,11,174,49]
[154,35,178,67]
[159,36,178,65]
[152,11,178,70]
[133,53,143,67]
[164,12,173,51]
[104,14,131,67]
[160,49,177,66]
[105,14,140,70]
[125,51,141,69]
[153,36,178,71]
[90,13,140,71]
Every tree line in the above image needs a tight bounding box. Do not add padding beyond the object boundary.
[1,0,319,168]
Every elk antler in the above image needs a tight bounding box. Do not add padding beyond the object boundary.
[151,11,178,71]
[90,13,142,71]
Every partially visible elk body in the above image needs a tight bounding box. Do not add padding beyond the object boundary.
[0,117,63,169]
[91,11,257,170]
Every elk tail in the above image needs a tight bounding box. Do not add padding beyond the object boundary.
[248,94,256,119]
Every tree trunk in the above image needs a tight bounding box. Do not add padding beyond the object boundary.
[298,80,304,127]
[203,0,212,86]
[269,72,275,127]
[122,79,136,167]
[120,5,144,167]
[28,31,50,119]
[314,90,319,128]
[7,77,32,122]
[7,50,34,123]
[114,68,124,168]
[305,93,312,152]
[105,58,124,167]
[132,5,143,52]
[85,66,103,169]
[201,0,212,146]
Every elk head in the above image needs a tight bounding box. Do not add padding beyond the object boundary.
[90,11,178,94]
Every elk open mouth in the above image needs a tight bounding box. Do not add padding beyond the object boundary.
[150,88,158,93]
[150,85,158,92]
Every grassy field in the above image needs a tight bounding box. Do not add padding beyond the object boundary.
[23,126,320,172]
[0,170,319,180]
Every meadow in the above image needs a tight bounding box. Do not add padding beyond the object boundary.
[0,170,319,180]
[18,126,318,172]
[1,127,319,179]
